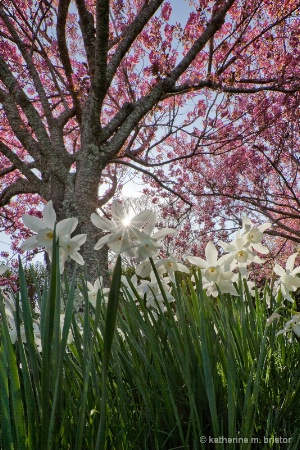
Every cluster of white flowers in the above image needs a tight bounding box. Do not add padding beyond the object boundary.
[1,200,300,343]
[1,289,42,351]
[91,200,176,260]
[20,201,86,274]
[91,200,189,312]
[187,216,271,297]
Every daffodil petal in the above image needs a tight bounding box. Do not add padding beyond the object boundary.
[205,241,218,266]
[70,252,85,265]
[20,235,39,250]
[187,256,208,268]
[70,234,87,246]
[94,234,111,250]
[286,253,297,272]
[151,228,176,240]
[252,242,269,255]
[130,209,155,228]
[258,222,271,232]
[143,212,157,235]
[22,215,45,233]
[91,213,117,232]
[111,200,125,226]
[273,263,285,277]
[56,218,78,236]
[43,201,57,228]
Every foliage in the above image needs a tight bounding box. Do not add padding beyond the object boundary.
[1,253,300,449]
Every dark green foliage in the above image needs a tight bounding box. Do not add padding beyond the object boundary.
[0,257,299,449]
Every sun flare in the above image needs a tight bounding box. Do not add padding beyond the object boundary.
[122,216,131,226]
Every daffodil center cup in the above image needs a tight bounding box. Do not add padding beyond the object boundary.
[235,250,248,263]
[36,228,55,247]
[247,228,263,243]
[205,266,219,282]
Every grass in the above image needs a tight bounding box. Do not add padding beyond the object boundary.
[0,253,300,449]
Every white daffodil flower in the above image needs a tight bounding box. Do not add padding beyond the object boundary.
[187,241,235,278]
[91,200,154,254]
[134,230,162,261]
[121,274,139,299]
[0,264,8,275]
[187,241,238,297]
[20,201,56,251]
[203,278,238,298]
[92,202,176,260]
[86,277,109,306]
[155,255,190,283]
[134,221,176,262]
[135,260,153,278]
[135,259,165,279]
[59,234,87,272]
[20,201,79,254]
[231,272,257,297]
[121,272,174,311]
[241,215,271,254]
[273,253,300,302]
[138,276,174,311]
[276,314,300,337]
[219,233,264,276]
[20,201,86,272]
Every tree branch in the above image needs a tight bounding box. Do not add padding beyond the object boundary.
[104,0,237,158]
[0,5,54,127]
[114,158,193,207]
[170,0,236,81]
[105,0,164,91]
[216,3,300,76]
[0,57,52,154]
[57,107,77,129]
[99,102,134,142]
[0,141,42,189]
[75,0,96,74]
[0,161,36,178]
[98,170,118,207]
[57,0,83,123]
[93,0,110,113]
[0,178,40,207]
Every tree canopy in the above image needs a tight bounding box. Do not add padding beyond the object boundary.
[0,0,300,273]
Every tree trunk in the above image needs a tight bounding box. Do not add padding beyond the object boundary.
[50,156,110,284]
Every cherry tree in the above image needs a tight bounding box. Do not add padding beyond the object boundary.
[0,0,300,277]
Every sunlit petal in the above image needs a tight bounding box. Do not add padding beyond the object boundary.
[91,213,117,232]
[130,209,154,228]
[286,253,297,272]
[151,228,176,240]
[143,212,157,235]
[111,200,125,226]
